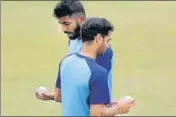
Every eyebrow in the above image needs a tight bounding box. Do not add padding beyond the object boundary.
[58,21,70,24]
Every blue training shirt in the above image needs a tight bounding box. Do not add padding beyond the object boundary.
[56,53,110,116]
[68,39,114,98]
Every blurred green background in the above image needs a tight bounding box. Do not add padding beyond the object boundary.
[1,1,176,116]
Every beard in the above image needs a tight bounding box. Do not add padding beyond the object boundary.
[97,52,104,56]
[65,22,81,40]
[97,43,107,56]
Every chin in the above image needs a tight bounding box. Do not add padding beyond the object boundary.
[69,35,79,40]
[69,36,77,40]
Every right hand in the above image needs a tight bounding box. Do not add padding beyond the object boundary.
[115,98,136,114]
[35,92,50,101]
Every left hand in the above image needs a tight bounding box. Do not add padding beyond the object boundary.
[35,92,50,101]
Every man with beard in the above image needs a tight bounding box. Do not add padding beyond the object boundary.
[36,0,114,100]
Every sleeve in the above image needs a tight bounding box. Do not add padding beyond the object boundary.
[55,62,62,89]
[89,69,110,105]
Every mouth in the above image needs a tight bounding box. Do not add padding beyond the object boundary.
[65,32,74,36]
[67,33,73,36]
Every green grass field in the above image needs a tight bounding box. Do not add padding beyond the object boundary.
[1,1,176,116]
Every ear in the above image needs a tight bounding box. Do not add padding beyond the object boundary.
[95,34,101,43]
[78,15,85,25]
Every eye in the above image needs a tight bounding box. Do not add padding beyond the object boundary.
[63,23,70,26]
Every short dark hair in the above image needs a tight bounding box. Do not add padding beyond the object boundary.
[53,0,86,19]
[81,17,114,42]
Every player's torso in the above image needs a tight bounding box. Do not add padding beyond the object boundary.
[60,54,94,116]
[68,39,114,97]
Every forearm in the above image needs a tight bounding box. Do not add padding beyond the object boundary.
[54,94,62,102]
[44,92,61,102]
[44,92,55,100]
[91,105,120,116]
[103,105,120,116]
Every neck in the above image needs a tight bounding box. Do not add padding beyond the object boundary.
[80,43,97,60]
[77,36,81,40]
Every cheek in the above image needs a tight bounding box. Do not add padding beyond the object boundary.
[67,25,73,31]
[66,23,75,32]
[99,43,105,51]
[70,22,77,30]
[105,40,109,47]
[104,42,108,49]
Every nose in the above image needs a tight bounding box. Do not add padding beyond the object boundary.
[61,25,67,32]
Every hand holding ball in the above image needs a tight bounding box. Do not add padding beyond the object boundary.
[36,86,48,96]
[119,96,135,108]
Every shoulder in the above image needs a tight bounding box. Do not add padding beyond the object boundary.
[59,53,77,67]
[62,53,75,61]
[75,54,108,76]
[89,63,108,82]
[93,64,108,76]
